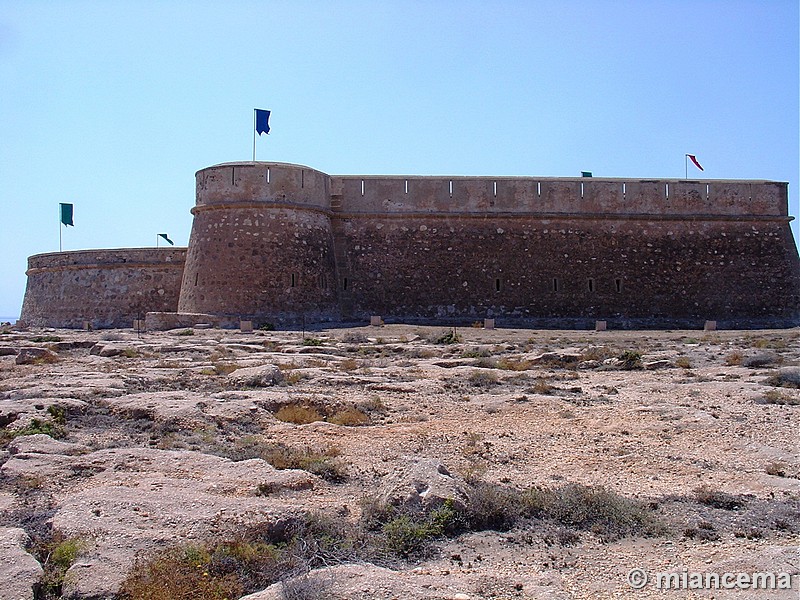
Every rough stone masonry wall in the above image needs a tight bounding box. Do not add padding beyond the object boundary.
[20,248,186,328]
[334,215,800,328]
[331,175,800,327]
[27,162,797,330]
[177,163,339,325]
[178,162,800,328]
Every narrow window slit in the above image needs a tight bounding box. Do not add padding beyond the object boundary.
[588,278,594,293]
[449,180,453,197]
[266,168,270,183]
[493,181,497,197]
[343,277,348,291]
[495,278,502,292]
[361,180,365,196]
[552,278,559,292]
[404,179,408,194]
[290,273,296,288]
[615,278,622,293]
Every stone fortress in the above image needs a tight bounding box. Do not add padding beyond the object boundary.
[20,161,800,329]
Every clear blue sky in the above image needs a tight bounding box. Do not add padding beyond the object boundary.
[1,0,797,318]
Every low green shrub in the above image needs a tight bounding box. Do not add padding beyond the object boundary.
[31,335,62,343]
[381,501,461,558]
[435,329,462,345]
[32,533,85,598]
[618,350,643,370]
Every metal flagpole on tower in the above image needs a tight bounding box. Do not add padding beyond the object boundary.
[252,109,257,162]
[59,206,62,252]
[685,155,688,180]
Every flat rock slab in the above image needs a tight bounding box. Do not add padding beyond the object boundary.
[241,563,569,600]
[15,347,58,365]
[8,434,89,456]
[0,527,43,600]
[227,364,283,387]
[1,447,314,598]
[99,390,282,425]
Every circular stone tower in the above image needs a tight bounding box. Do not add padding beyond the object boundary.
[177,162,339,325]
[20,248,186,328]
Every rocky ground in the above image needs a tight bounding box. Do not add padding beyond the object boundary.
[0,323,798,599]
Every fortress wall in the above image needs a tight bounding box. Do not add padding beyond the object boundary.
[335,176,787,217]
[334,215,800,326]
[181,162,338,323]
[21,160,798,330]
[20,248,186,328]
[178,207,338,321]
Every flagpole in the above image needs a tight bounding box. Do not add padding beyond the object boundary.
[252,109,257,162]
[59,208,62,252]
[685,155,688,180]
[156,234,159,248]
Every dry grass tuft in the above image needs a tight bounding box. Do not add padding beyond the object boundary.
[328,406,370,426]
[274,404,324,425]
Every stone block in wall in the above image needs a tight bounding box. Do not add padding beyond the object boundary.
[240,320,254,333]
[370,316,383,326]
[484,318,495,330]
[595,320,607,331]
[704,320,717,331]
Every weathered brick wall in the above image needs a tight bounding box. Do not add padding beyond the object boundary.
[20,248,186,328]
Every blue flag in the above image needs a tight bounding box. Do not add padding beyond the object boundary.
[158,233,174,246]
[255,109,271,135]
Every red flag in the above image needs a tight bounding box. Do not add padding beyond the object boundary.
[687,154,704,171]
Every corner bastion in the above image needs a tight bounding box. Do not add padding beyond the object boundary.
[20,248,186,328]
[19,161,800,329]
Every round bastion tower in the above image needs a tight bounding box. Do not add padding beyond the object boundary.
[178,162,339,325]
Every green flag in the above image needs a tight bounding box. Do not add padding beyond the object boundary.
[59,203,74,227]
[158,233,174,246]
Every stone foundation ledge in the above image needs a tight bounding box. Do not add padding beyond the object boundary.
[144,312,239,331]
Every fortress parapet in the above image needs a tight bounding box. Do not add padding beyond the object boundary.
[333,176,788,218]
